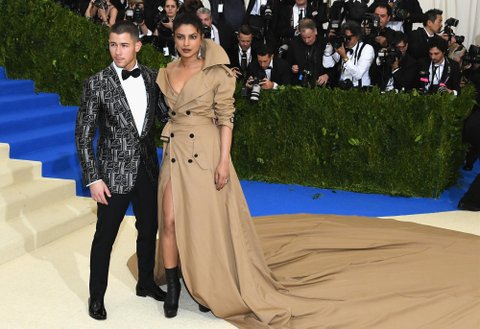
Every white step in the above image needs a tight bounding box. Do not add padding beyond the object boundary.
[0,177,76,222]
[0,158,42,188]
[0,143,10,160]
[0,196,96,265]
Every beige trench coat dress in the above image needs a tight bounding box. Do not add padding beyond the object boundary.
[127,40,480,329]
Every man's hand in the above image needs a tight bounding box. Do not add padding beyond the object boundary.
[375,35,388,48]
[261,78,274,90]
[231,67,243,79]
[245,76,254,89]
[317,74,329,86]
[90,180,111,205]
[336,44,347,59]
[391,58,400,71]
[292,64,299,74]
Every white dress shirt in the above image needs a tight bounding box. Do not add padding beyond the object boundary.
[113,61,148,135]
[323,41,375,87]
[211,24,221,45]
[292,5,307,29]
[238,46,252,67]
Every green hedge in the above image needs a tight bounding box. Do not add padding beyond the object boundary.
[0,0,475,197]
[232,86,475,197]
[0,0,168,104]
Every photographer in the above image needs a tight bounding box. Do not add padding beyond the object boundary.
[368,0,423,34]
[244,0,280,51]
[124,0,152,38]
[323,20,375,88]
[287,19,330,88]
[363,4,396,51]
[229,25,256,81]
[370,31,417,91]
[85,0,118,27]
[197,8,235,54]
[407,8,443,61]
[417,37,460,95]
[245,44,291,93]
[153,0,179,57]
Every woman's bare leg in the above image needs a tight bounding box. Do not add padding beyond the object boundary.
[161,179,178,268]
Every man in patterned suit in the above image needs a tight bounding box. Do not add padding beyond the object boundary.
[75,20,165,321]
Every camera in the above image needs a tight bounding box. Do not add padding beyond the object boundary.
[443,17,465,45]
[202,25,211,39]
[261,4,273,22]
[125,4,144,24]
[93,0,107,9]
[298,69,314,88]
[329,34,346,49]
[337,78,354,90]
[377,47,402,65]
[250,71,267,102]
[362,13,380,34]
[464,45,480,64]
[154,6,170,28]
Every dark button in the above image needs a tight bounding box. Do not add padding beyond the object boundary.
[186,110,191,115]
[171,158,176,163]
[188,159,193,163]
[189,133,195,138]
[170,133,174,138]
[171,111,176,116]
[194,154,198,158]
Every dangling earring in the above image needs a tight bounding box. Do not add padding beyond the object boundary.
[197,48,203,59]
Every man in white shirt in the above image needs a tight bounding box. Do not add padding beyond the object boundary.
[323,20,375,88]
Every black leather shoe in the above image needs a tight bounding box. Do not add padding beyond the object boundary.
[88,297,106,320]
[458,201,480,211]
[136,284,166,301]
[198,304,210,313]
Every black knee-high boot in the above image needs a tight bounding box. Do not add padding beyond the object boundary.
[164,267,181,318]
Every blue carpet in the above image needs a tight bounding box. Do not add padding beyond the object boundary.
[0,67,477,217]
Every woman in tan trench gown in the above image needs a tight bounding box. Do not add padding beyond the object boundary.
[128,13,480,329]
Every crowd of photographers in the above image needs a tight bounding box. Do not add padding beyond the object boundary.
[56,0,480,210]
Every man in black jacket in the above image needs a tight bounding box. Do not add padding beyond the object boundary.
[229,24,256,81]
[407,8,443,61]
[370,31,417,91]
[417,37,461,95]
[246,44,291,90]
[368,0,423,34]
[286,18,329,87]
[75,21,165,321]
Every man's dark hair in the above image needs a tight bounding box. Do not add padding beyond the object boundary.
[423,9,443,26]
[391,31,408,46]
[428,36,448,53]
[110,20,139,42]
[373,3,392,17]
[341,20,362,38]
[256,44,273,57]
[173,12,203,33]
[238,24,253,36]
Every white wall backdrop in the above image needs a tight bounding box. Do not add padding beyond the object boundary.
[418,0,480,47]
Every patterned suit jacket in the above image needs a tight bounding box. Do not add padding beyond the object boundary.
[75,63,160,194]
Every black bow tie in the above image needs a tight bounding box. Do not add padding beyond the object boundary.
[122,68,141,80]
[266,66,273,70]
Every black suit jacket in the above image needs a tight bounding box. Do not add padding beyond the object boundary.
[286,35,329,85]
[417,58,461,94]
[247,55,291,86]
[75,64,160,194]
[209,0,246,31]
[370,52,418,91]
[228,45,257,79]
[407,28,444,62]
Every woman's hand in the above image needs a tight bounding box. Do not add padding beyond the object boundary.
[215,160,230,191]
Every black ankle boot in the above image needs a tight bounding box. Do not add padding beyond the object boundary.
[164,267,181,318]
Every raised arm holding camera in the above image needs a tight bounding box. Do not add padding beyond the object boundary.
[124,0,152,38]
[368,0,423,34]
[85,0,118,27]
[323,20,375,89]
[363,3,396,51]
[153,0,179,57]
